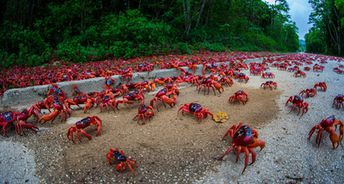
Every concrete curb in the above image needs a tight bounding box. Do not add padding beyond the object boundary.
[0,58,263,109]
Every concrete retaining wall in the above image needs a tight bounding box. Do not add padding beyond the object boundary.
[0,58,263,109]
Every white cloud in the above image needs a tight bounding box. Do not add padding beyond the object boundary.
[265,0,312,39]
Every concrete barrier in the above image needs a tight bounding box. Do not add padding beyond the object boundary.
[0,58,263,109]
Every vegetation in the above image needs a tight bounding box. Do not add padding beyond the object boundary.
[306,0,344,56]
[0,0,299,67]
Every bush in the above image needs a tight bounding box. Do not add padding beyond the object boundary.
[194,42,227,52]
[0,22,51,67]
[173,42,193,54]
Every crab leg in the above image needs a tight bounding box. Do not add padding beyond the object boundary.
[216,146,233,160]
[79,129,92,140]
[241,147,250,174]
[235,146,241,162]
[126,161,136,175]
[249,148,256,165]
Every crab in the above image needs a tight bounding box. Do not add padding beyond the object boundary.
[64,93,90,110]
[313,64,324,72]
[216,122,265,174]
[118,90,145,107]
[314,82,327,91]
[308,115,343,149]
[196,77,224,95]
[38,96,71,123]
[235,73,249,83]
[299,88,317,98]
[250,67,263,76]
[261,72,275,78]
[106,148,137,175]
[304,66,311,71]
[165,83,180,96]
[285,95,309,116]
[219,76,234,87]
[0,111,38,136]
[97,93,120,112]
[288,66,299,72]
[67,116,102,143]
[47,83,66,99]
[178,103,213,121]
[293,70,306,78]
[104,76,116,89]
[135,62,154,72]
[334,67,344,74]
[150,88,177,111]
[228,90,248,104]
[120,68,133,82]
[133,104,154,124]
[260,81,277,90]
[333,94,344,109]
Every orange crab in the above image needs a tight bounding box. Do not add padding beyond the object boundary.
[308,115,343,149]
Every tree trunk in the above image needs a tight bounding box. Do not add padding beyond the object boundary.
[183,0,191,36]
[195,0,207,28]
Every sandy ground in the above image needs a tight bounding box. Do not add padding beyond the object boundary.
[0,82,280,183]
[0,58,343,184]
[196,60,344,184]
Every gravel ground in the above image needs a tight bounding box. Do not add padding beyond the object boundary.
[195,60,344,184]
[0,141,39,184]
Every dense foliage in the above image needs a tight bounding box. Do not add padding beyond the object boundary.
[0,0,299,67]
[306,0,344,56]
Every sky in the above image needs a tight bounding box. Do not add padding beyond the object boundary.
[265,0,313,40]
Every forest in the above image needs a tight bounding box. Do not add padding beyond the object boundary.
[306,0,344,56]
[0,0,300,67]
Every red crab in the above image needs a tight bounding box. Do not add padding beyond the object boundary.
[334,67,344,74]
[38,96,71,123]
[314,82,327,91]
[135,62,154,72]
[250,67,263,76]
[150,88,177,111]
[228,90,248,104]
[104,76,116,89]
[97,93,120,112]
[285,95,309,116]
[304,66,311,71]
[0,111,38,136]
[333,94,344,109]
[133,104,154,124]
[120,68,133,82]
[235,73,249,83]
[178,103,213,121]
[261,72,275,78]
[118,90,144,106]
[64,93,90,110]
[196,77,224,95]
[219,76,234,87]
[308,115,343,149]
[313,64,324,72]
[293,70,306,78]
[299,88,317,98]
[260,81,277,90]
[106,148,137,175]
[67,116,102,143]
[216,122,265,174]
[47,83,66,99]
[287,66,299,72]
